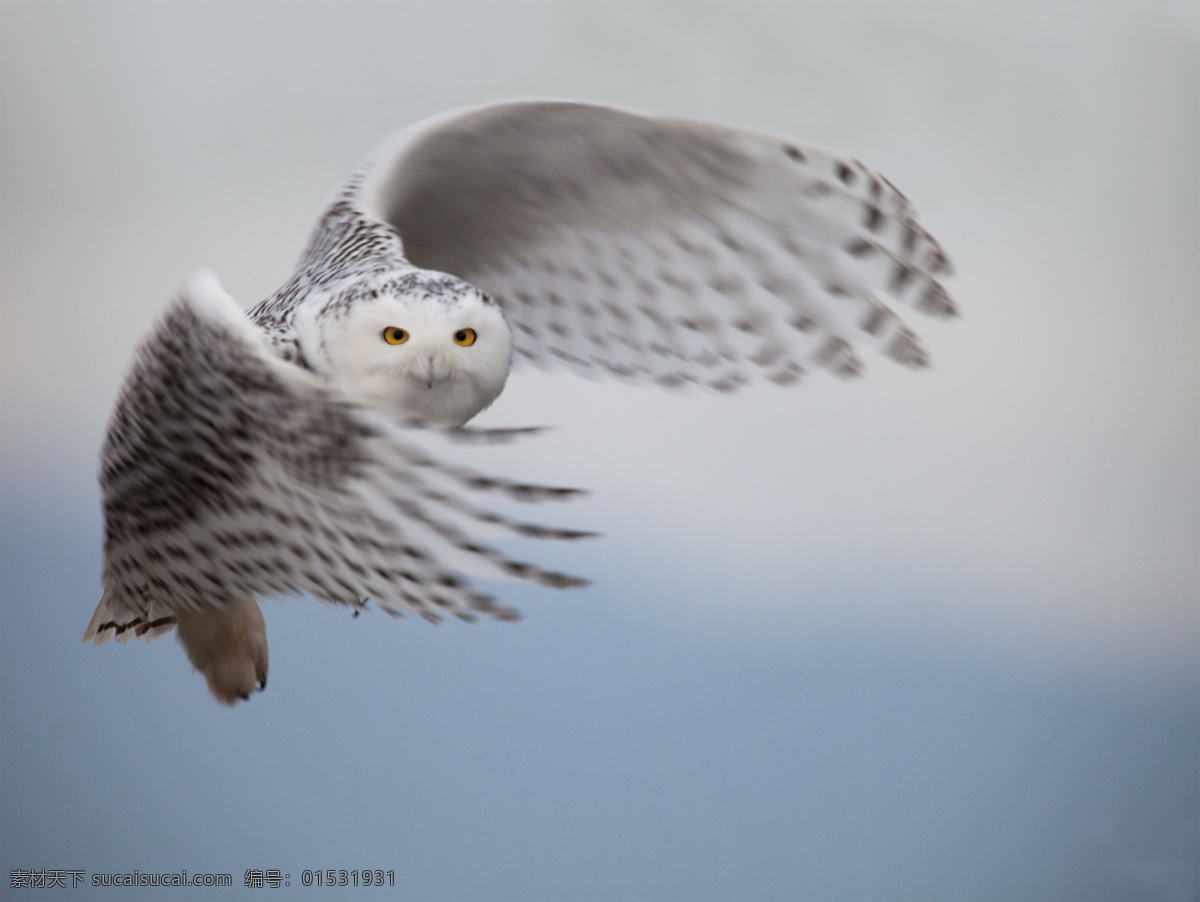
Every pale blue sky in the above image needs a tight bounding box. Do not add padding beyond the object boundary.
[2,3,1197,899]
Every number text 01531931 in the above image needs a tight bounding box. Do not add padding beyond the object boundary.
[302,869,395,887]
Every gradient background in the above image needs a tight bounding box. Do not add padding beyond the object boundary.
[2,2,1197,899]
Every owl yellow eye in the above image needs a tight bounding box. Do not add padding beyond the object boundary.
[382,327,409,345]
[454,328,477,347]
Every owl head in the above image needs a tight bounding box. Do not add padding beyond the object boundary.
[300,271,513,428]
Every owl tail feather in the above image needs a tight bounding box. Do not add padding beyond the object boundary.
[83,592,177,645]
[175,595,269,706]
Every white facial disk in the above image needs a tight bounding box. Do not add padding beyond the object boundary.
[306,274,513,428]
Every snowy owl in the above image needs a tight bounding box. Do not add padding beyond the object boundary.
[84,100,956,704]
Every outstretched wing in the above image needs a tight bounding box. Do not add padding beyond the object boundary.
[351,100,956,391]
[85,272,589,646]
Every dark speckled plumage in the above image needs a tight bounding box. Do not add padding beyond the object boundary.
[85,100,955,704]
[91,277,586,654]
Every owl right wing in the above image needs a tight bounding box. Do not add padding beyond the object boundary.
[350,100,956,391]
[85,272,590,646]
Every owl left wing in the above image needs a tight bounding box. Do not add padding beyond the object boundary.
[352,100,955,391]
[86,272,589,646]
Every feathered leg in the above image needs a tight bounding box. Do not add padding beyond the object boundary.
[175,596,269,705]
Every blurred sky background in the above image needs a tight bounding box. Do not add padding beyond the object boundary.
[1,2,1197,900]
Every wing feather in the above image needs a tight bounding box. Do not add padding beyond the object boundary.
[352,100,955,388]
[87,273,589,645]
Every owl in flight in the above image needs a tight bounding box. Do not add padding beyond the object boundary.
[84,101,955,704]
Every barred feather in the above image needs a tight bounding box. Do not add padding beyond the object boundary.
[89,100,954,705]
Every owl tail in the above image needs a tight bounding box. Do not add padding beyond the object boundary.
[83,592,178,645]
[174,595,269,706]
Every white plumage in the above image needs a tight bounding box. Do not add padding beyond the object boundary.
[84,100,956,704]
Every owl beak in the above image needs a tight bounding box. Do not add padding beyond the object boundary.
[425,356,438,389]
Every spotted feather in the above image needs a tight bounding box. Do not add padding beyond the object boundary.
[88,100,955,705]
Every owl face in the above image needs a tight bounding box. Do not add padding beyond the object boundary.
[311,280,513,427]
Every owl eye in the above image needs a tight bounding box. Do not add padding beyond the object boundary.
[454,328,477,347]
[382,327,409,345]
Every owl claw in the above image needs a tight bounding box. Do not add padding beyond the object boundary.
[175,595,270,706]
